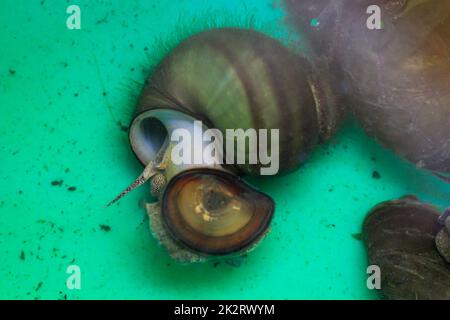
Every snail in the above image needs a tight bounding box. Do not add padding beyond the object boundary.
[362,196,450,300]
[108,28,343,263]
[285,0,450,177]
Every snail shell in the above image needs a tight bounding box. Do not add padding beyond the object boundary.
[125,28,342,261]
[131,28,342,175]
[363,196,450,300]
[285,0,450,174]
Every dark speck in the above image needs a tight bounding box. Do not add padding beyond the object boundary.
[51,180,63,186]
[96,14,108,24]
[117,121,128,132]
[9,69,16,75]
[20,250,25,260]
[372,170,381,179]
[67,186,76,192]
[352,233,363,241]
[99,224,111,232]
[35,282,43,292]
[74,93,78,97]
[213,261,220,268]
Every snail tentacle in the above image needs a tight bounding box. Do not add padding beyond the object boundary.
[105,160,158,207]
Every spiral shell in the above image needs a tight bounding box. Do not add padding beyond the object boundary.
[131,28,342,175]
[121,28,343,261]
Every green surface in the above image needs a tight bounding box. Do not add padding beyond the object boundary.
[1,0,449,300]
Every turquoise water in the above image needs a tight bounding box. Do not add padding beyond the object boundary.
[1,0,449,300]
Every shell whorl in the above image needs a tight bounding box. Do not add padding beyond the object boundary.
[131,28,341,175]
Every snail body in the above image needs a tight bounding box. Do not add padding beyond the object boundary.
[362,196,450,300]
[115,28,342,262]
[285,0,450,174]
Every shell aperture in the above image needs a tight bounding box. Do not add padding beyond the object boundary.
[161,168,274,255]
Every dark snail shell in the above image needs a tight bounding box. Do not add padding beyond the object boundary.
[362,196,450,300]
[161,168,274,255]
[285,0,450,174]
[130,28,342,175]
